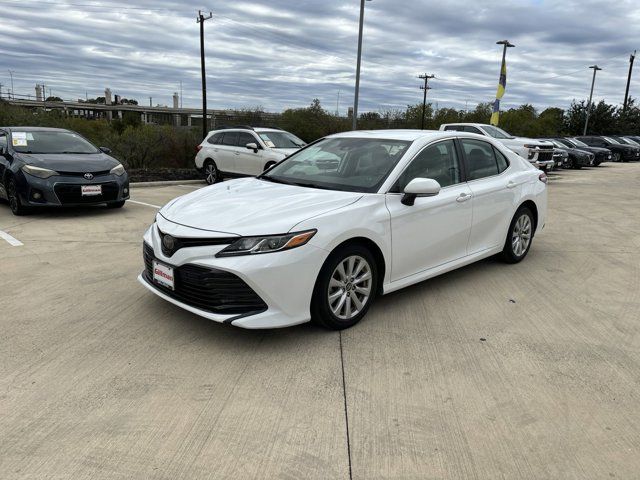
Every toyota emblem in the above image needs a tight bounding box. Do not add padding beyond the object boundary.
[162,234,176,252]
[84,173,94,180]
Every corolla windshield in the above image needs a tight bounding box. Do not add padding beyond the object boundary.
[482,125,515,139]
[258,131,306,149]
[260,137,412,193]
[11,130,100,154]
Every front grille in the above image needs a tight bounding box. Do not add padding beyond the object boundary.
[537,150,554,161]
[54,182,120,204]
[143,243,267,316]
[57,170,111,177]
[158,229,235,257]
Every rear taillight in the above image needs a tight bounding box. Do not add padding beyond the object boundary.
[539,172,548,184]
[196,145,203,152]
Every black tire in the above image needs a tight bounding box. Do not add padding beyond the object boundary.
[264,161,277,171]
[107,200,126,209]
[203,160,220,185]
[6,178,29,216]
[573,162,582,170]
[501,207,534,264]
[564,157,574,169]
[311,244,378,330]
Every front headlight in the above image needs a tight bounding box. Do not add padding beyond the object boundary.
[110,163,125,176]
[22,165,59,179]
[216,230,317,257]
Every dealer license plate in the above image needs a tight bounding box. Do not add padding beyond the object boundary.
[81,185,102,196]
[153,260,175,290]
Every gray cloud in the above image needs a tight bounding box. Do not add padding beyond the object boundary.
[0,0,638,114]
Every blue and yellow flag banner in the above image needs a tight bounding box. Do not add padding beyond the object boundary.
[490,59,507,125]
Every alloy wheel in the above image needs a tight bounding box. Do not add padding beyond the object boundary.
[205,163,217,185]
[7,181,19,214]
[327,255,372,321]
[512,214,532,257]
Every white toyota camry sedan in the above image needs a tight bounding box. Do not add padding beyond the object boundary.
[139,130,547,330]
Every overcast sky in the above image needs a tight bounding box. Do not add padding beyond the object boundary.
[0,0,639,114]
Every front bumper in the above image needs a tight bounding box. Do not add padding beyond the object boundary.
[533,159,555,169]
[17,171,129,206]
[139,221,328,329]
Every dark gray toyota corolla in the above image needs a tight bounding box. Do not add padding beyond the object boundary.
[0,127,129,215]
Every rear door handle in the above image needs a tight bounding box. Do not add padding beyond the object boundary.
[456,192,472,203]
[507,181,517,189]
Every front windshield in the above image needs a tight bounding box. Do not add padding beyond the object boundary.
[258,131,306,149]
[482,125,514,139]
[11,130,100,154]
[556,139,574,148]
[622,137,640,146]
[261,137,412,193]
[568,138,588,147]
[603,136,620,144]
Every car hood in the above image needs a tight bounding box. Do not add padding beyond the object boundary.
[272,148,300,157]
[160,177,364,236]
[500,137,552,148]
[576,146,610,154]
[17,153,120,172]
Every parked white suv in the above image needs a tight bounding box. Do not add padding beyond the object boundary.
[439,123,555,170]
[195,127,306,184]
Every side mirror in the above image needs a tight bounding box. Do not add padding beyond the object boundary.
[246,143,259,153]
[0,146,6,156]
[401,178,441,206]
[99,146,112,154]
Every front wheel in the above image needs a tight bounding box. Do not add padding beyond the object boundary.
[311,244,378,330]
[501,207,534,264]
[6,178,29,216]
[107,200,126,209]
[263,161,277,171]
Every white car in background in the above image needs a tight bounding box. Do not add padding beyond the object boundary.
[195,126,306,184]
[141,130,547,330]
[440,123,555,170]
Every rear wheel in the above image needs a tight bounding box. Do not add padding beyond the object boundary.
[6,178,29,216]
[203,160,220,185]
[501,207,534,264]
[311,244,378,330]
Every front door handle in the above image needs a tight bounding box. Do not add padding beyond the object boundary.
[456,192,472,203]
[507,181,517,189]
[234,151,241,156]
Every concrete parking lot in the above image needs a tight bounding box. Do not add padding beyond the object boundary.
[1,164,640,479]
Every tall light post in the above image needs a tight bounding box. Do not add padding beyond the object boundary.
[198,10,213,140]
[352,0,372,130]
[8,70,14,100]
[583,65,602,136]
[490,40,515,126]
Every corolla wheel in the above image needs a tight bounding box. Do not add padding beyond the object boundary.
[204,161,218,185]
[502,207,534,263]
[7,179,27,216]
[264,161,276,171]
[312,245,378,330]
[328,255,372,321]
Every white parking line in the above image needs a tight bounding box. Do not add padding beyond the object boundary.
[0,230,23,247]
[128,200,161,209]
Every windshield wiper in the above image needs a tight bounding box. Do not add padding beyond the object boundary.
[258,175,296,186]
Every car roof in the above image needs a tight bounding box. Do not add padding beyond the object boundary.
[327,129,492,142]
[440,123,488,127]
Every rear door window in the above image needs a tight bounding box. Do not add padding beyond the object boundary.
[221,132,238,146]
[207,133,223,145]
[460,139,500,180]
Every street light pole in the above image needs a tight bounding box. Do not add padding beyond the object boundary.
[352,0,371,130]
[623,51,636,112]
[198,10,213,140]
[583,65,602,136]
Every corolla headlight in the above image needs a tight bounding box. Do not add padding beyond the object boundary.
[216,230,317,257]
[110,163,126,176]
[22,165,59,179]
